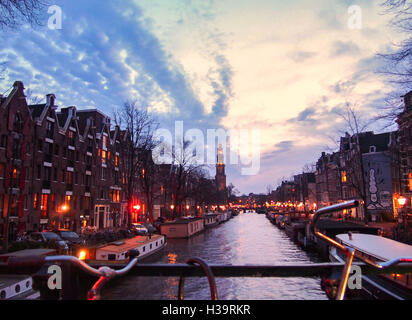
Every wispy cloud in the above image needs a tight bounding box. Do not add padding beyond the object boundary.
[0,0,400,194]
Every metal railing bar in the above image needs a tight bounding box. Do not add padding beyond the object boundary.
[115,263,412,278]
[310,200,359,232]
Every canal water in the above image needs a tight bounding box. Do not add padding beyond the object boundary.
[102,212,328,300]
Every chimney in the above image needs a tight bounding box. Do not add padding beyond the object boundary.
[13,81,24,91]
[46,94,56,108]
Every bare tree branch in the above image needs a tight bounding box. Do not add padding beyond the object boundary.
[0,0,49,30]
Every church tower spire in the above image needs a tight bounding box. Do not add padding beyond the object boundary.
[216,144,226,192]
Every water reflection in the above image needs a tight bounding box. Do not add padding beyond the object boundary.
[102,212,328,300]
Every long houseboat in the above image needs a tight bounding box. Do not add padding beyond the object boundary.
[160,217,204,238]
[79,234,166,267]
[329,233,412,300]
[203,213,220,228]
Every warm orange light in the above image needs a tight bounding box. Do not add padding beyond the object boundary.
[170,205,175,210]
[78,250,87,261]
[61,204,69,212]
[186,205,190,210]
[398,196,407,207]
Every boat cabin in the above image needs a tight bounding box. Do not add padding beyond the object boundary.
[160,217,204,238]
[203,213,219,228]
[335,233,412,291]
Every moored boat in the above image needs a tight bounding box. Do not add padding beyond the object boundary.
[329,233,412,300]
[203,213,220,228]
[79,234,166,267]
[160,217,204,238]
[0,248,56,300]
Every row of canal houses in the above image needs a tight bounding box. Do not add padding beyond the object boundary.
[0,81,132,239]
[270,90,412,224]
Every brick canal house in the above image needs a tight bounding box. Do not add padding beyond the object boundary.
[338,131,399,222]
[0,81,131,241]
[315,152,341,210]
[0,81,34,240]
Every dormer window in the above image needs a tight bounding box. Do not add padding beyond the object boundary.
[369,145,376,153]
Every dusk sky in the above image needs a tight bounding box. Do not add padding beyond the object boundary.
[0,0,404,195]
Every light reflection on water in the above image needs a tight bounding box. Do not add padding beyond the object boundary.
[102,213,328,300]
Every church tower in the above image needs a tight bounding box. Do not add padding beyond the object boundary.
[215,144,226,192]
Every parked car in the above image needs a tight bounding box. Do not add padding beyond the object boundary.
[28,231,69,251]
[53,230,85,246]
[144,223,157,234]
[131,223,148,235]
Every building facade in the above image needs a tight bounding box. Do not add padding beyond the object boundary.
[0,81,132,244]
[397,91,412,213]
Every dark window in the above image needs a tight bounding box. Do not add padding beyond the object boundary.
[37,139,43,152]
[44,167,51,181]
[37,165,41,179]
[46,121,54,138]
[0,135,7,148]
[45,142,53,155]
[54,145,59,156]
[13,113,22,132]
[12,137,20,159]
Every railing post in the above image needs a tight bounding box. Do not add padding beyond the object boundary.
[336,248,355,300]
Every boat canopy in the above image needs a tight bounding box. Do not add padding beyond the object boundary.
[336,233,412,262]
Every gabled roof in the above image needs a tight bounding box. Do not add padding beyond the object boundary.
[57,112,67,127]
[28,104,47,119]
[359,132,391,153]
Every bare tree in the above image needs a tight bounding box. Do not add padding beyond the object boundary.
[302,162,316,173]
[378,0,412,88]
[266,184,273,195]
[160,139,205,218]
[113,100,158,226]
[226,182,239,203]
[188,168,216,214]
[374,1,412,126]
[137,139,160,223]
[0,0,49,29]
[25,88,43,105]
[336,102,370,222]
